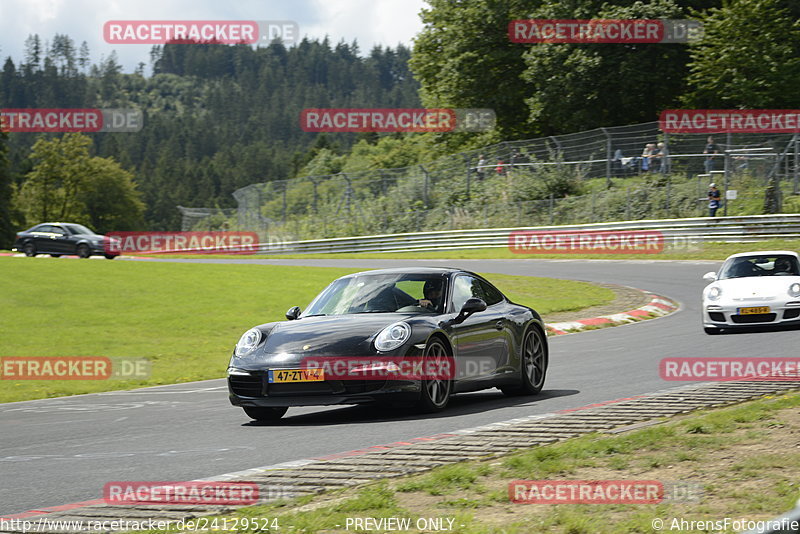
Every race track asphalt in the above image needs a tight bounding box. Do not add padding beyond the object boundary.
[2,258,794,516]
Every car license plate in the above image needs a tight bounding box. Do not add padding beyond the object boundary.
[268,368,324,383]
[738,306,770,315]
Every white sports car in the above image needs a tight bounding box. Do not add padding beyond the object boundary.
[702,251,800,334]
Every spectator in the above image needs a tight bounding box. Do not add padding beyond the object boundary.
[641,143,656,172]
[655,142,669,173]
[496,158,506,176]
[704,136,720,173]
[707,182,721,217]
[475,155,487,180]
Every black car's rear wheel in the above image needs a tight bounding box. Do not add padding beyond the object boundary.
[415,338,452,413]
[243,406,288,422]
[23,243,36,257]
[502,327,546,396]
[77,244,91,259]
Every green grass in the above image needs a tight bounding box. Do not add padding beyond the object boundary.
[0,257,610,402]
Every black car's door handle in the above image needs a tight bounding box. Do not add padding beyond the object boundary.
[495,320,504,330]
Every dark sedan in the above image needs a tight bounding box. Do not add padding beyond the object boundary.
[13,222,119,259]
[228,268,549,421]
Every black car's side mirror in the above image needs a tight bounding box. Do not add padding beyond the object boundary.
[441,298,487,327]
[285,306,301,320]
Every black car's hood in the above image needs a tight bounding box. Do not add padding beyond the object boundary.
[233,314,434,369]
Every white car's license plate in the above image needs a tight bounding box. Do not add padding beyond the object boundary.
[738,306,771,315]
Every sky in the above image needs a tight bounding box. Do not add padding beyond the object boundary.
[0,0,427,72]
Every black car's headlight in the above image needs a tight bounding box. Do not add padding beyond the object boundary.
[235,328,262,358]
[374,322,411,352]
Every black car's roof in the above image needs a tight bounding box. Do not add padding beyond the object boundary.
[341,267,476,277]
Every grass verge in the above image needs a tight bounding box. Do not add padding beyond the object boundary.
[142,390,800,534]
[0,257,612,403]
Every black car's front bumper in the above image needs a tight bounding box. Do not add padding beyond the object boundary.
[227,369,421,407]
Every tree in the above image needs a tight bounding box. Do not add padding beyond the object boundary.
[0,131,14,248]
[410,0,538,140]
[521,0,692,134]
[681,0,800,108]
[15,134,145,230]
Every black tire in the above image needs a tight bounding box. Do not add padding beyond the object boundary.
[243,406,287,422]
[23,243,36,257]
[502,327,547,396]
[77,244,91,258]
[704,327,722,335]
[414,338,452,413]
[104,254,117,260]
[50,254,61,258]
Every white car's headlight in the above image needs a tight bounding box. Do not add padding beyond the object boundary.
[235,328,262,358]
[789,283,800,297]
[374,322,411,352]
[707,286,722,301]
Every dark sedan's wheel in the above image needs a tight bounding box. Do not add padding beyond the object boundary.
[243,406,288,422]
[50,254,61,258]
[415,338,452,413]
[23,243,36,257]
[77,244,91,258]
[502,327,547,396]
[104,254,117,260]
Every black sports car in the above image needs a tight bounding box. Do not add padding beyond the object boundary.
[13,222,119,259]
[228,268,549,421]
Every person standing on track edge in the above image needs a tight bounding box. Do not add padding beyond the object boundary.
[707,183,721,217]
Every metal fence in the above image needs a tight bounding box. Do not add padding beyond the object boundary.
[179,121,800,240]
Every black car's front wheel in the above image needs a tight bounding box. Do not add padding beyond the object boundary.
[502,327,547,396]
[23,243,36,257]
[415,338,452,413]
[243,406,288,422]
[77,244,91,258]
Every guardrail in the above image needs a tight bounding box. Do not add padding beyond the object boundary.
[259,214,800,255]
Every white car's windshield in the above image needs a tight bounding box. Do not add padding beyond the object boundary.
[719,255,800,279]
[302,273,447,316]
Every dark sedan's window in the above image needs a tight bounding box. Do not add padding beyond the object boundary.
[50,226,67,235]
[64,224,94,235]
[33,225,55,233]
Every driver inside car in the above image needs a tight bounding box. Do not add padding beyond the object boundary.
[773,257,795,275]
[418,279,443,311]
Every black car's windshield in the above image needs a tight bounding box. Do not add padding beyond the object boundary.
[719,254,800,279]
[64,224,95,235]
[302,273,447,316]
